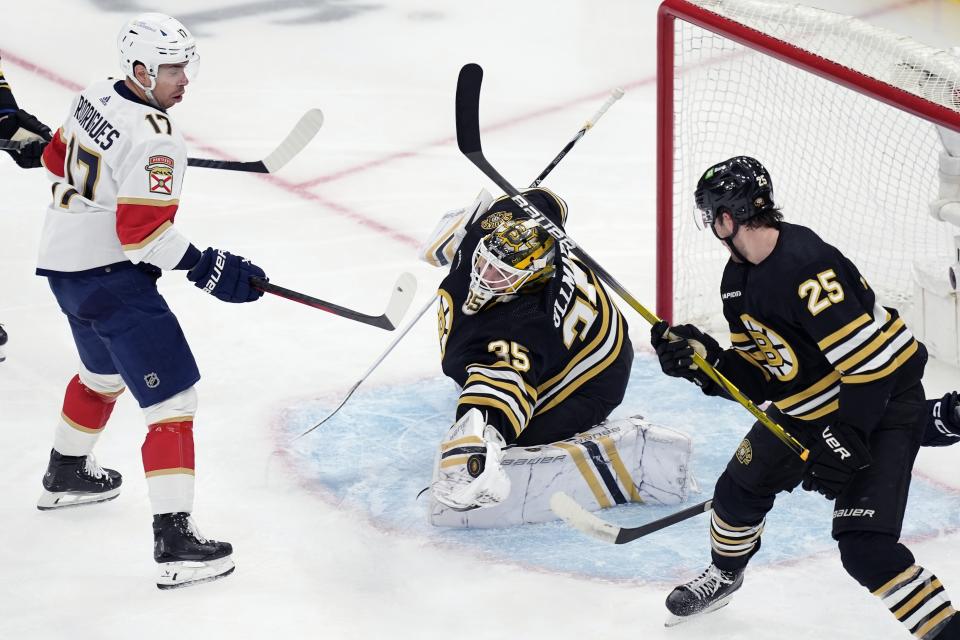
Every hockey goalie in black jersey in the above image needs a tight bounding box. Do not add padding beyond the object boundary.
[422,188,694,526]
[652,157,960,638]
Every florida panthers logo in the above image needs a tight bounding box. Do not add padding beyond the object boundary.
[740,314,798,382]
[145,155,174,195]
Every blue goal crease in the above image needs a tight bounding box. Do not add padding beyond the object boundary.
[280,354,960,583]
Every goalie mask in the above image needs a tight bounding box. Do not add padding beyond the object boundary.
[694,156,775,229]
[463,218,556,314]
[118,13,199,108]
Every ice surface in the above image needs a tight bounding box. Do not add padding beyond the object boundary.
[1,1,959,639]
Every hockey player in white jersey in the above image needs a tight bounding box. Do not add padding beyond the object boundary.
[34,13,266,589]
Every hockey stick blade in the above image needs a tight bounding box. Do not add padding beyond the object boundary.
[187,108,324,172]
[4,109,324,174]
[456,63,485,157]
[252,272,416,331]
[550,492,713,544]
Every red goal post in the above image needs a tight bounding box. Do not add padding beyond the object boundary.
[656,0,960,325]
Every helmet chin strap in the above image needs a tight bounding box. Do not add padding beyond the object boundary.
[129,71,162,109]
[712,218,750,264]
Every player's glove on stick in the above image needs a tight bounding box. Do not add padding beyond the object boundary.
[801,422,872,500]
[187,247,266,303]
[0,108,52,169]
[651,320,721,390]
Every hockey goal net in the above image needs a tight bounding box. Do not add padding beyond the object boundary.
[657,0,960,327]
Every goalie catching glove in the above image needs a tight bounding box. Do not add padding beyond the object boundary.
[801,422,872,500]
[431,408,510,511]
[650,320,722,392]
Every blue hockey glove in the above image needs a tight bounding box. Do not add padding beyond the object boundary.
[801,422,872,500]
[186,247,266,303]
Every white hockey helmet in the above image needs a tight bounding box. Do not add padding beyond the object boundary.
[117,13,198,102]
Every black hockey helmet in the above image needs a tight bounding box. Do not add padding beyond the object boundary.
[694,156,775,228]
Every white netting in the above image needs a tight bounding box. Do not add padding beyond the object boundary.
[668,0,960,326]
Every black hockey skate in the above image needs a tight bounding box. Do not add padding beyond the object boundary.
[0,323,7,362]
[37,449,122,510]
[665,563,744,627]
[153,512,235,590]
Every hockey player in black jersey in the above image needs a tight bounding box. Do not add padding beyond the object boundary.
[652,157,960,638]
[429,188,636,512]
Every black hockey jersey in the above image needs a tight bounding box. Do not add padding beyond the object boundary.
[437,188,632,443]
[714,222,925,435]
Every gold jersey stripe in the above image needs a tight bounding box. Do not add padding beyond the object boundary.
[538,266,613,392]
[116,196,180,207]
[469,360,538,400]
[894,579,944,620]
[712,512,758,533]
[465,373,533,416]
[730,332,751,344]
[842,340,918,384]
[599,435,642,503]
[552,442,612,509]
[818,313,872,350]
[836,318,906,373]
[457,395,522,436]
[145,467,196,478]
[775,370,840,412]
[535,311,624,415]
[914,607,956,640]
[150,415,193,425]
[120,220,172,251]
[874,565,922,597]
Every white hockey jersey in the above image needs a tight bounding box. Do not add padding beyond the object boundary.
[38,78,192,275]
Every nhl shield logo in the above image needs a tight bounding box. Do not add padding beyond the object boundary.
[144,372,160,389]
[736,438,753,465]
[145,155,175,195]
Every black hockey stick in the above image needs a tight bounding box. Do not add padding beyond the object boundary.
[550,492,713,544]
[294,89,626,441]
[455,62,809,462]
[251,272,416,331]
[0,108,323,174]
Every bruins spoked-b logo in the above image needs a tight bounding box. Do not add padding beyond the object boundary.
[736,438,753,465]
[145,155,174,195]
[740,314,798,382]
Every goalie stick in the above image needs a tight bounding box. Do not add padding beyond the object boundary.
[251,272,416,331]
[549,492,713,544]
[455,62,809,462]
[294,87,626,439]
[0,108,324,174]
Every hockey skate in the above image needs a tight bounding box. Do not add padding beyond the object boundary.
[37,449,122,510]
[665,563,744,627]
[154,512,234,590]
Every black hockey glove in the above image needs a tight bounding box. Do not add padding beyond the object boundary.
[651,320,722,390]
[0,108,53,169]
[801,422,872,500]
[922,391,960,447]
[186,247,267,303]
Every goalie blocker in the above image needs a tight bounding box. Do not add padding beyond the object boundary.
[430,415,694,528]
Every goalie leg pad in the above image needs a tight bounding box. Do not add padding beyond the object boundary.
[429,415,694,528]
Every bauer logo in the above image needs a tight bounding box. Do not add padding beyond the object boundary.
[145,155,175,195]
[833,508,875,519]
